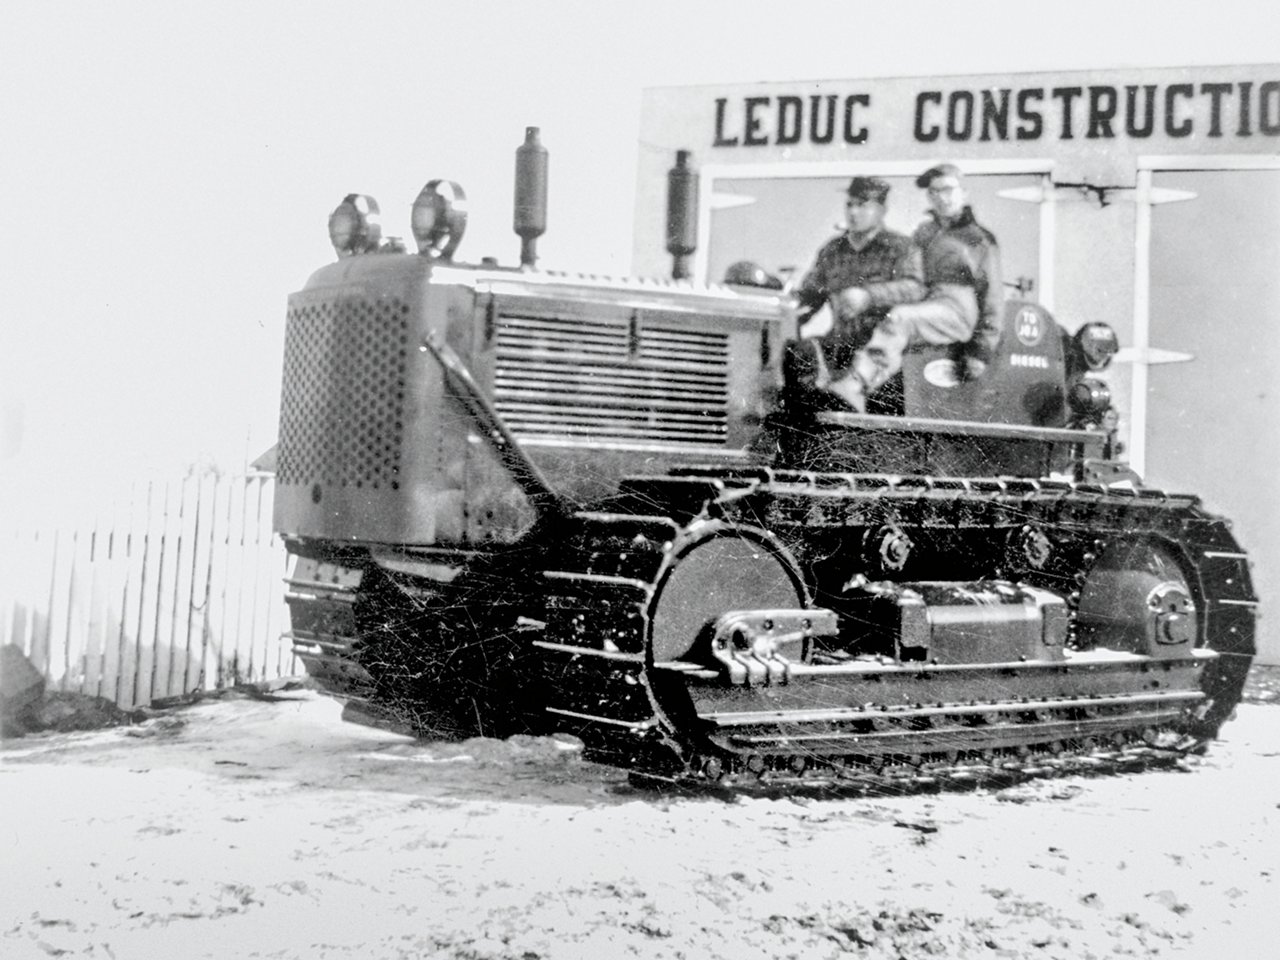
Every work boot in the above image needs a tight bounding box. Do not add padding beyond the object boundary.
[782,339,832,392]
[852,345,893,396]
[824,372,868,413]
[781,339,839,414]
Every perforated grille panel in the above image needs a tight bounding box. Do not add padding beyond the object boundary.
[278,296,410,488]
[494,313,729,445]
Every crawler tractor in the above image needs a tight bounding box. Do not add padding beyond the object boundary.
[275,129,1255,789]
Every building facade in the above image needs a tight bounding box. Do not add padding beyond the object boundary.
[634,64,1280,661]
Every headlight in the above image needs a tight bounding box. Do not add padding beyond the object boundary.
[411,180,468,259]
[328,194,382,257]
[723,260,783,289]
[1069,377,1112,425]
[1074,322,1119,371]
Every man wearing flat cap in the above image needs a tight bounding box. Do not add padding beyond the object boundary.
[825,163,1003,410]
[788,176,925,405]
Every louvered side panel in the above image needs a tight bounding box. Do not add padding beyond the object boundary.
[494,314,729,446]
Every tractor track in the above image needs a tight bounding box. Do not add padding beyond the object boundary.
[286,467,1255,795]
[534,468,1255,789]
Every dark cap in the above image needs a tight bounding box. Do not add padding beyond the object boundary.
[845,176,890,204]
[916,163,963,188]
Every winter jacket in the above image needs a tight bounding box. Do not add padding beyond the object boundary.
[795,228,926,314]
[913,207,1004,362]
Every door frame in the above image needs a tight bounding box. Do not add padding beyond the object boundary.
[1130,154,1280,476]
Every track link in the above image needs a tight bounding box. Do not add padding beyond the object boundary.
[632,731,1204,797]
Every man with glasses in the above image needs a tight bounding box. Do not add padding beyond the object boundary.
[786,176,925,409]
[822,163,1003,412]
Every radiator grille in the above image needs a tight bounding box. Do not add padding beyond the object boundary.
[494,314,730,445]
[278,296,410,488]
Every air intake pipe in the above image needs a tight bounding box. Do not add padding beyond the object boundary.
[514,127,548,269]
[666,150,699,280]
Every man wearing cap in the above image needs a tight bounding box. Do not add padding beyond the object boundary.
[825,163,1003,411]
[787,176,925,404]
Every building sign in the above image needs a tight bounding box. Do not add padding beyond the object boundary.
[711,79,1280,150]
[639,64,1280,177]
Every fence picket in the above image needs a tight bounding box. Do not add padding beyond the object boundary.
[130,483,159,709]
[148,482,174,702]
[113,491,136,702]
[58,527,82,691]
[83,509,108,697]
[178,476,201,696]
[199,477,229,693]
[119,483,145,705]
[181,476,211,696]
[160,480,181,699]
[226,477,247,685]
[96,495,127,702]
[206,478,231,690]
[3,475,295,708]
[245,478,266,682]
[33,529,62,681]
[61,517,93,693]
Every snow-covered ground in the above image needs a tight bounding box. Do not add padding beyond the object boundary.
[2,691,1276,959]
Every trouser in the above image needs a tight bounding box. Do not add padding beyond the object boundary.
[815,307,886,373]
[856,298,978,393]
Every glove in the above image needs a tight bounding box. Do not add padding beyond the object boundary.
[960,356,987,382]
[831,287,872,322]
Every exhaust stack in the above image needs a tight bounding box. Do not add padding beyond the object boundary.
[666,150,698,280]
[514,127,548,269]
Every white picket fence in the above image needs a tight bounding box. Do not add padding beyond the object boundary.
[1,475,294,709]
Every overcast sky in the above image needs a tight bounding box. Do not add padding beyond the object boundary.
[2,0,1275,515]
